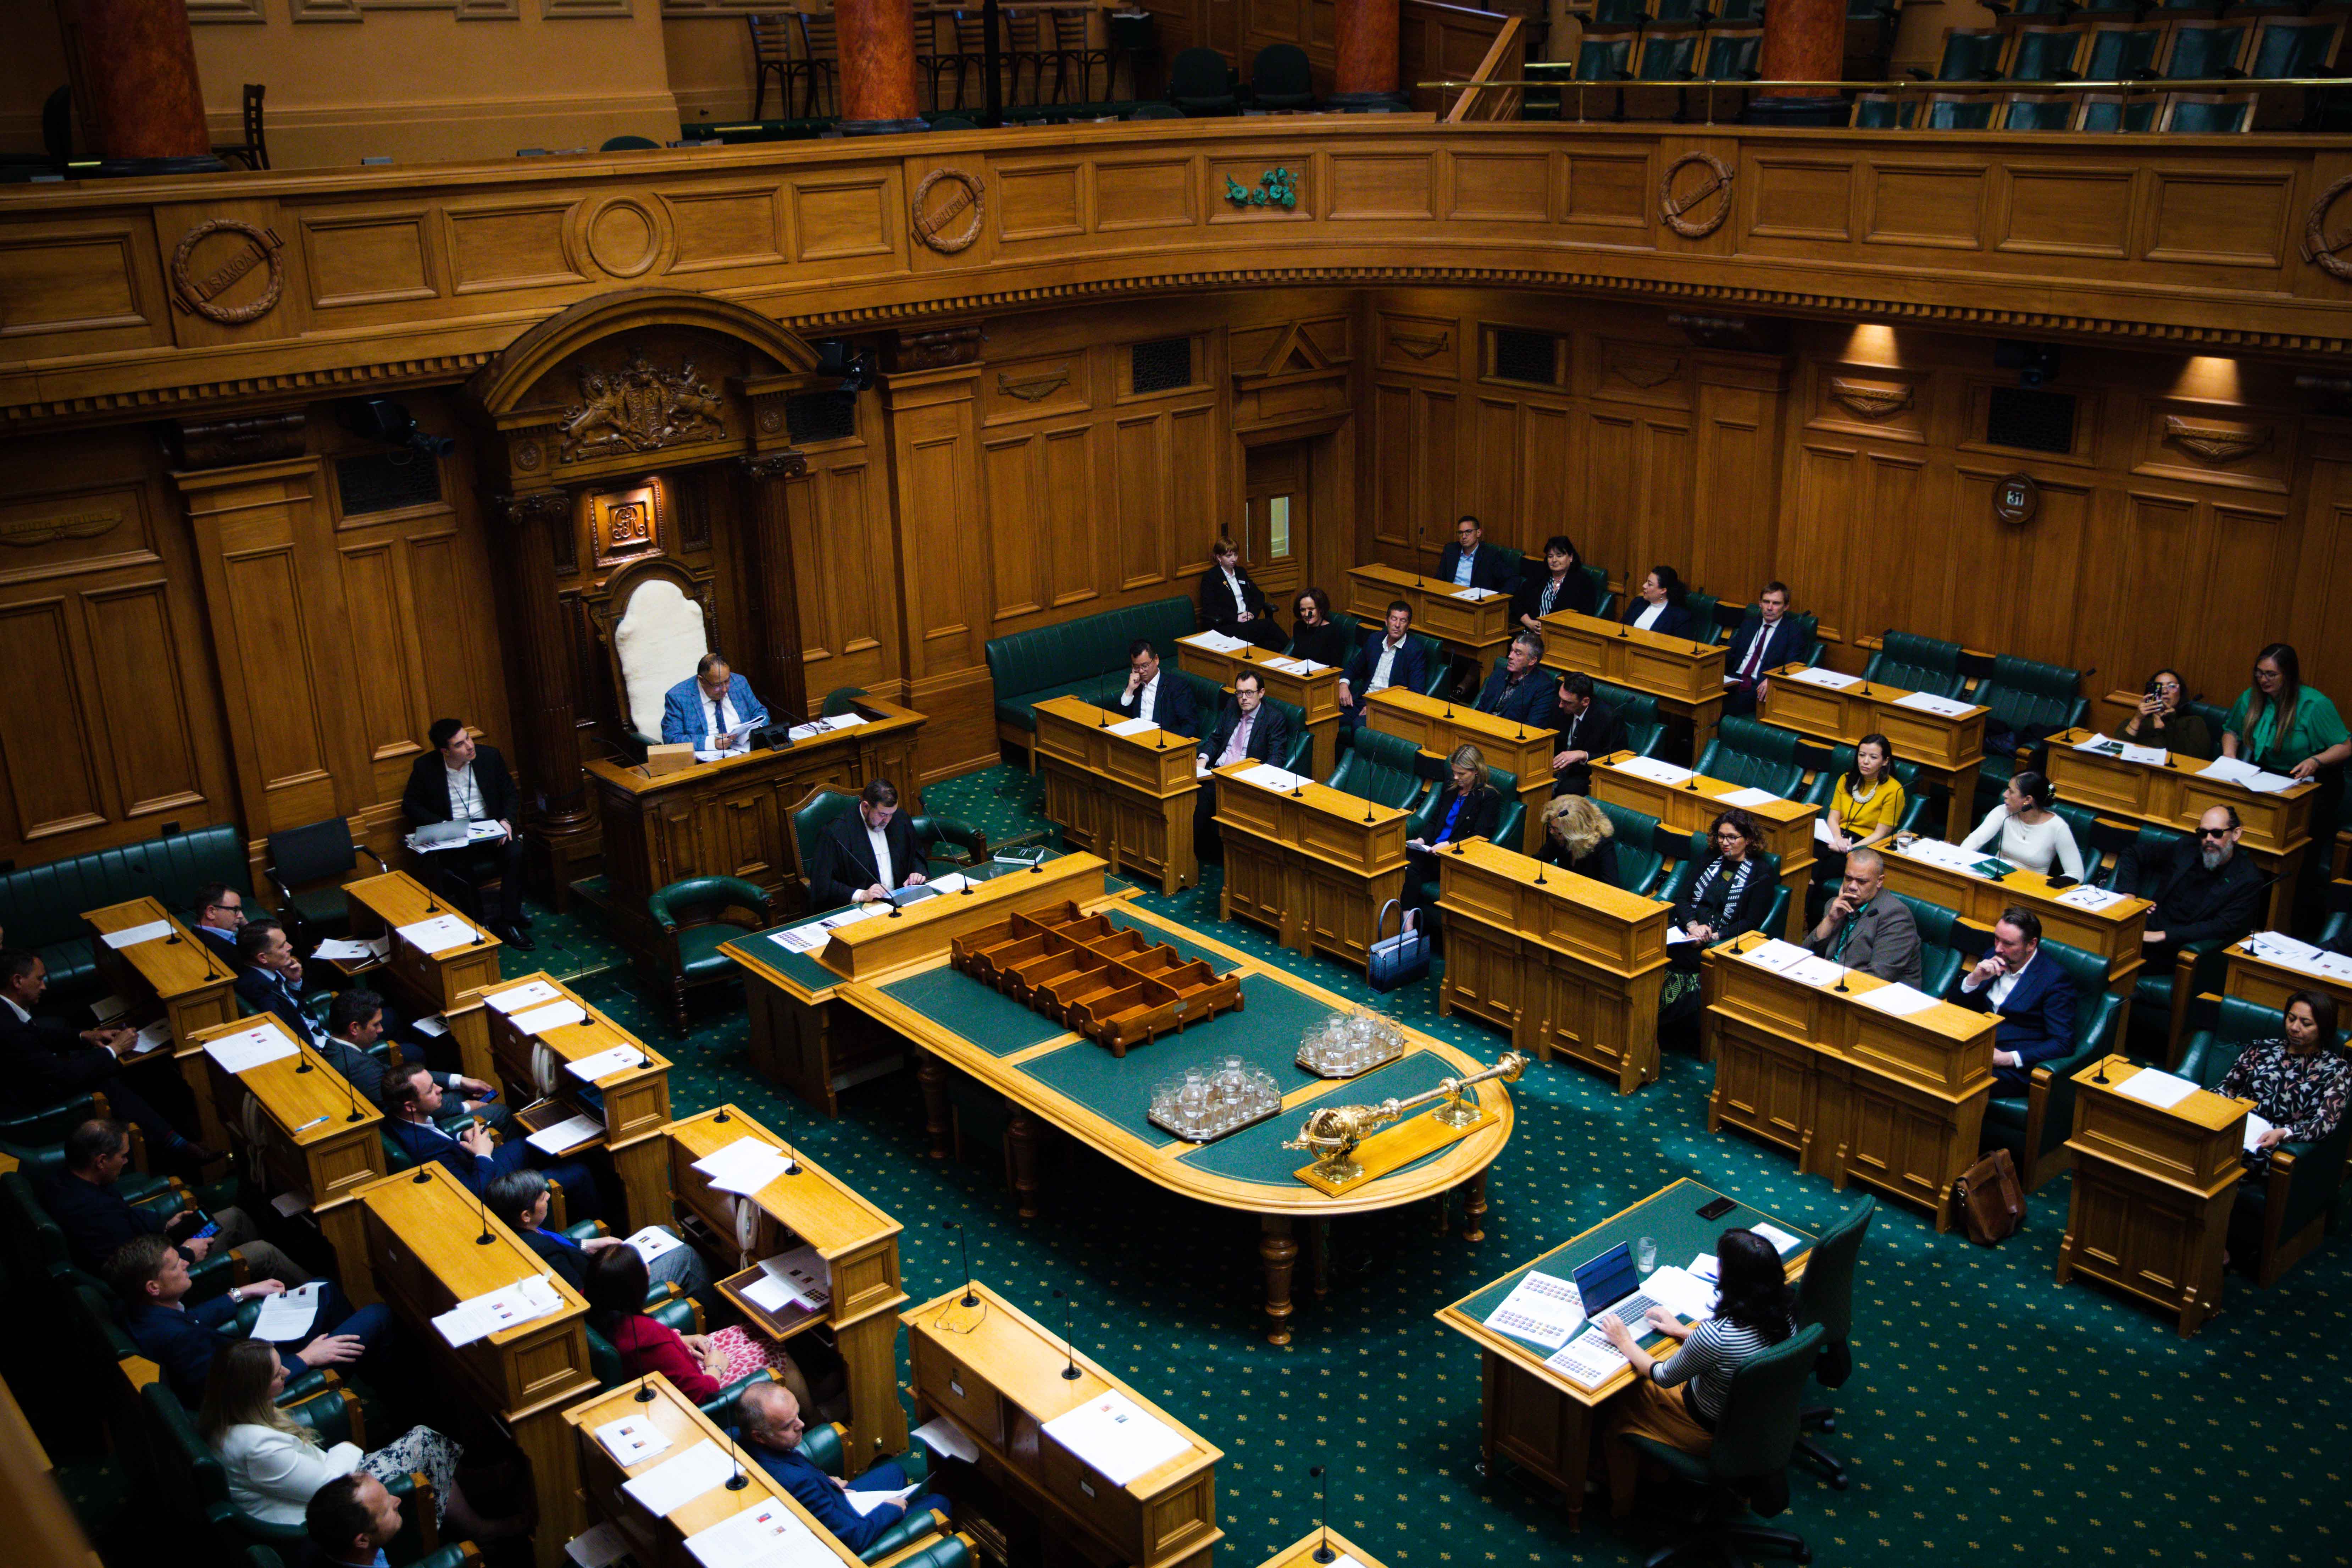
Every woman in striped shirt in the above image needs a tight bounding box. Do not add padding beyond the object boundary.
[1594,1228,1795,1519]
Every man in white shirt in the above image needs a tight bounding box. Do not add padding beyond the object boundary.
[1723,581,1798,716]
[190,882,246,968]
[1111,640,1200,738]
[1337,602,1427,728]
[660,653,770,758]
[1954,907,2076,1096]
[400,718,532,949]
[810,779,928,909]
[1437,515,1508,592]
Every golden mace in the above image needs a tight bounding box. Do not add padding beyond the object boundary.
[1283,1052,1525,1187]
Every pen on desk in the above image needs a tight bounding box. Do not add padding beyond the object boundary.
[292,1114,331,1133]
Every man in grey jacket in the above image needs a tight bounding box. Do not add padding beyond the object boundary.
[1805,848,1921,986]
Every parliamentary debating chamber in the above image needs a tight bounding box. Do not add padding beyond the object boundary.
[4,0,2351,1564]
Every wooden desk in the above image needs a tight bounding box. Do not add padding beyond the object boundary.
[1536,609,1728,756]
[1435,1179,1812,1532]
[1364,688,1554,853]
[905,1281,1222,1568]
[341,872,505,1023]
[1214,761,1410,968]
[1880,839,2151,993]
[2222,937,2352,1018]
[2045,728,2316,931]
[444,971,674,1220]
[1759,668,1985,841]
[350,1162,598,1568]
[666,1104,909,1470]
[83,897,240,1147]
[1590,754,1816,939]
[1253,1529,1390,1568]
[564,1373,867,1568]
[1176,633,1344,778]
[2056,1057,2245,1335]
[1435,838,1670,1093]
[1705,932,1997,1230]
[584,696,928,957]
[190,1014,385,1301]
[723,854,1111,1116]
[1344,563,1513,658]
[1034,695,1200,895]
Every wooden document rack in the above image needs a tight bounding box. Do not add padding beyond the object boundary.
[950,903,1245,1057]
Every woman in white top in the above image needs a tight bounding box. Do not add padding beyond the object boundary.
[1960,770,2085,881]
[199,1340,522,1537]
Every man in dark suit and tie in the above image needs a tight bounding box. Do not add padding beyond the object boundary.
[1721,581,1802,717]
[401,717,532,949]
[1198,537,1287,651]
[1195,670,1293,859]
[1548,673,1622,796]
[0,949,212,1168]
[1474,633,1555,728]
[808,780,927,910]
[109,1234,386,1406]
[1111,641,1200,739]
[1337,602,1427,728]
[737,1381,951,1556]
[380,1064,601,1219]
[1952,908,2075,1097]
[189,882,246,968]
[1437,515,1511,593]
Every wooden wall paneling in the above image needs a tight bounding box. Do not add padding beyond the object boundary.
[2286,432,2352,707]
[885,364,993,777]
[1690,356,1789,606]
[0,595,109,846]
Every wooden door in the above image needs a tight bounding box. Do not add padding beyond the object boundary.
[1242,440,1310,613]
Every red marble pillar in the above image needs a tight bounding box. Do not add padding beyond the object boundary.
[836,0,926,133]
[68,0,213,162]
[1333,0,1404,106]
[1753,0,1847,121]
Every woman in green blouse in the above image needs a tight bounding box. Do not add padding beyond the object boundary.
[2223,643,2350,781]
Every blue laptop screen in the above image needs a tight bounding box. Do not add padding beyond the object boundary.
[1572,1242,1638,1313]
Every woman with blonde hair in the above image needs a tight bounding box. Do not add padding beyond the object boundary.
[1537,794,1621,887]
[199,1339,523,1537]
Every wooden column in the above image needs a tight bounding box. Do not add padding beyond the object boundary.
[738,450,814,726]
[1753,0,1847,123]
[493,491,597,898]
[836,0,926,134]
[61,0,216,166]
[1333,0,1405,106]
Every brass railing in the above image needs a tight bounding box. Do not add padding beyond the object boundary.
[1418,74,2345,127]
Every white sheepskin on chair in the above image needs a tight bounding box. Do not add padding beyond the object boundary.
[614,579,708,740]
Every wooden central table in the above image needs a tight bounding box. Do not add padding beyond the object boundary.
[726,857,1518,1344]
[1591,753,1817,939]
[1033,694,1200,895]
[1759,666,1986,841]
[1436,1178,1814,1532]
[1344,562,1514,659]
[1213,759,1411,969]
[82,896,240,1147]
[1176,631,1344,778]
[1364,687,1554,853]
[1537,608,1728,756]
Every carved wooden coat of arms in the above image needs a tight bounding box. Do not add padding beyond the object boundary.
[558,350,728,461]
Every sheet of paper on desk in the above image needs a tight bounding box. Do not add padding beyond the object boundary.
[1742,938,1812,973]
[2056,884,2128,911]
[1259,656,1307,674]
[133,1020,173,1055]
[1716,786,1780,808]
[251,1280,325,1341]
[2199,756,2261,786]
[1853,981,1937,1016]
[1236,764,1304,792]
[758,1245,832,1307]
[1451,586,1502,600]
[2119,742,2170,767]
[414,1013,449,1037]
[101,920,173,949]
[627,1439,739,1519]
[2072,733,2125,755]
[1482,1269,1585,1349]
[846,1483,920,1517]
[1690,1252,1720,1283]
[1787,666,1858,689]
[565,1045,644,1083]
[1893,691,1971,717]
[202,1025,298,1075]
[625,1226,684,1265]
[397,914,478,955]
[1186,630,1250,653]
[925,872,972,897]
[743,1272,809,1316]
[684,1496,835,1568]
[594,1412,673,1467]
[512,999,589,1036]
[1105,716,1156,737]
[1616,756,1693,786]
[565,1522,632,1568]
[433,1275,562,1348]
[692,1136,792,1196]
[1641,1265,1716,1323]
[309,937,376,962]
[1751,1223,1804,1256]
[2114,1066,2198,1110]
[526,1113,602,1154]
[1785,957,1848,989]
[2243,930,2323,969]
[486,980,562,1014]
[2243,769,2299,794]
[1042,1391,1189,1487]
[2243,1112,2273,1152]
[912,1417,980,1465]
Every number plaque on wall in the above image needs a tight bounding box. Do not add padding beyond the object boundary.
[1993,472,2039,526]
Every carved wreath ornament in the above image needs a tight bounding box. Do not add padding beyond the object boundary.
[913,168,985,254]
[1660,151,1734,240]
[2303,173,2352,282]
[170,218,286,325]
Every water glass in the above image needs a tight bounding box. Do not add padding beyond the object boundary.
[1635,1236,1657,1275]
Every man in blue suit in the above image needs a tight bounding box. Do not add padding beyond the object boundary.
[380,1065,601,1221]
[1475,633,1555,728]
[1337,602,1428,728]
[1721,581,1803,717]
[661,653,770,755]
[1953,908,2075,1097]
[1111,641,1200,739]
[109,1234,387,1405]
[1436,515,1510,593]
[737,1380,951,1557]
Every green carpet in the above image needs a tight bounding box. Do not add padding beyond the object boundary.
[37,760,2349,1565]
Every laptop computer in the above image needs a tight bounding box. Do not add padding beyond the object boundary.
[1571,1242,1665,1331]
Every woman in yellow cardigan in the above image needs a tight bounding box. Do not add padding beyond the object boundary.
[1826,733,1906,854]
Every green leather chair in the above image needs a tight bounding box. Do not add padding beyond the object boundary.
[2178,993,2351,1287]
[911,814,989,870]
[1912,27,2006,79]
[0,823,247,1005]
[2247,16,2341,82]
[2087,818,2186,894]
[2162,20,2251,79]
[983,594,1197,768]
[1323,727,1436,813]
[2006,24,2084,82]
[1863,631,1969,701]
[0,1091,126,1178]
[2078,90,2161,132]
[2050,800,2102,878]
[1696,716,1807,798]
[265,816,391,951]
[2316,878,2350,951]
[7,1168,240,1302]
[2082,23,2166,84]
[1970,654,2088,803]
[1969,930,2125,1190]
[1792,1195,1875,1491]
[820,686,869,717]
[1887,892,1968,998]
[649,875,775,1032]
[790,785,863,906]
[1851,92,1918,129]
[1591,799,1667,896]
[1594,680,1669,762]
[1622,1322,1825,1563]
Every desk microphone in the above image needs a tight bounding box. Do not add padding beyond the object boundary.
[726,1422,751,1490]
[1310,1463,1334,1564]
[2092,1053,2111,1085]
[943,1220,978,1308]
[341,1055,365,1123]
[294,1041,314,1074]
[1052,1287,1081,1379]
[475,1167,496,1245]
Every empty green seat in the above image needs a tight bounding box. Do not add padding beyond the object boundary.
[1326,726,1437,811]
[1915,28,2006,80]
[2083,23,2165,81]
[1696,715,1807,798]
[1851,93,1918,128]
[2078,90,2160,131]
[1701,28,1763,79]
[1596,680,1669,762]
[2247,16,2340,81]
[1576,32,1638,81]
[2164,21,2250,78]
[1921,94,1997,128]
[1864,631,1969,700]
[1972,653,2088,796]
[2161,92,2253,131]
[2008,26,2083,80]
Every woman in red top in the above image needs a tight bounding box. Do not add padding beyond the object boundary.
[583,1247,811,1408]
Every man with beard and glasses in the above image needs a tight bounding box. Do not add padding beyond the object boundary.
[2124,804,2266,975]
